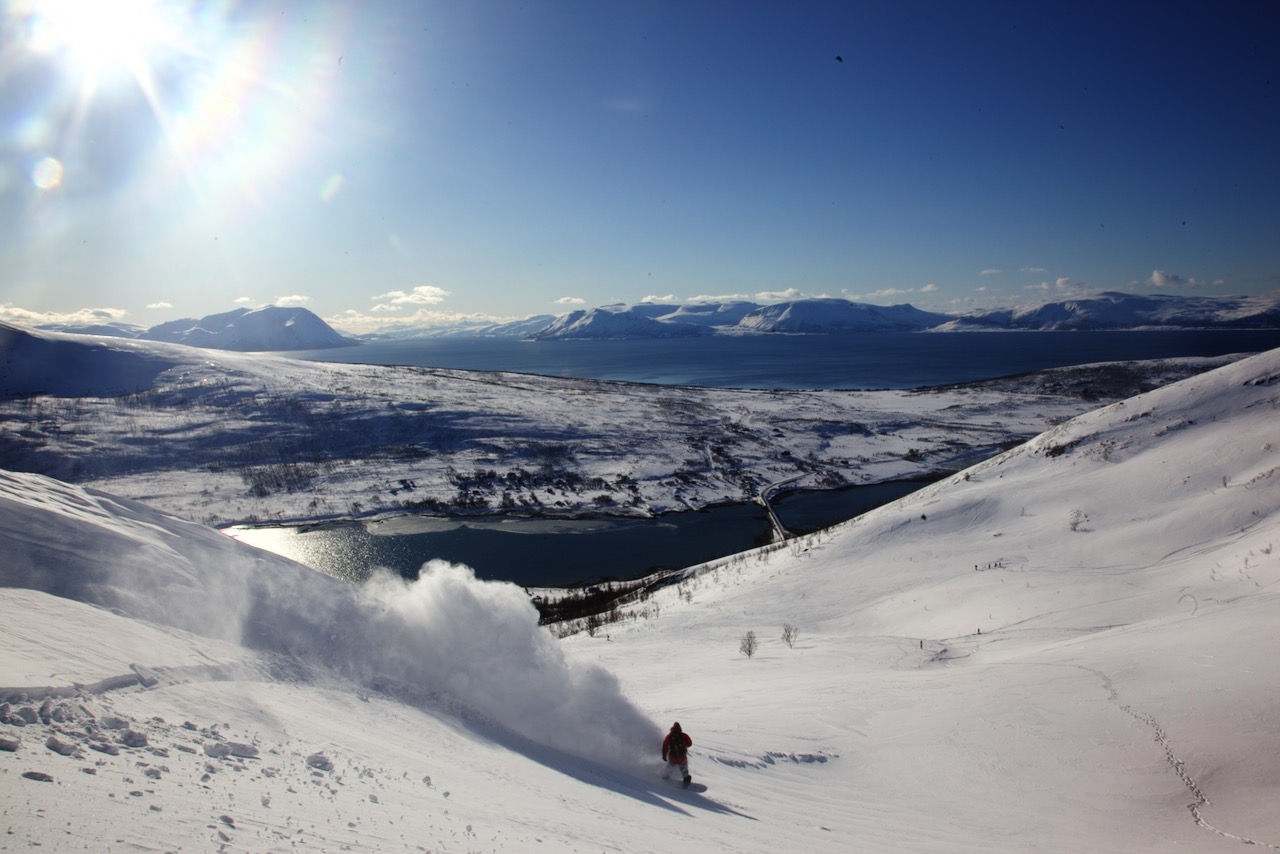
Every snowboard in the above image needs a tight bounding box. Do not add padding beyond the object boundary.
[664,777,707,793]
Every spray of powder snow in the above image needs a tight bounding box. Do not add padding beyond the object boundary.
[355,561,662,766]
[0,472,660,769]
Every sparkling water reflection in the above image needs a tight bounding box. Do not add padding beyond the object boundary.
[228,481,930,588]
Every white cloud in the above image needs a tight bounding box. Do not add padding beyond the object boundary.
[641,294,678,304]
[1027,278,1095,298]
[1021,266,1048,274]
[235,296,255,305]
[980,268,1003,276]
[755,288,805,302]
[0,304,129,326]
[843,286,936,303]
[1149,269,1185,288]
[688,292,752,303]
[275,294,311,307]
[372,285,450,307]
[327,307,522,335]
[555,296,585,306]
[1147,269,1224,290]
[146,301,173,310]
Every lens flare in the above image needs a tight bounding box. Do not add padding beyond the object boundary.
[30,155,63,189]
[320,173,345,202]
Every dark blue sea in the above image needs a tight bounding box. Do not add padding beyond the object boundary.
[293,330,1280,390]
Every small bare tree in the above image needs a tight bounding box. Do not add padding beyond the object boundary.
[739,630,758,659]
[1068,508,1087,532]
[781,623,799,649]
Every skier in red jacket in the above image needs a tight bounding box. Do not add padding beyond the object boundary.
[661,721,693,788]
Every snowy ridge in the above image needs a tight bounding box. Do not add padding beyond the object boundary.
[736,298,951,333]
[941,290,1280,331]
[527,305,708,340]
[1,347,1279,850]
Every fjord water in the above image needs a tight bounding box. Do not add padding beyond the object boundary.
[295,329,1280,389]
[229,480,929,587]
[254,329,1280,586]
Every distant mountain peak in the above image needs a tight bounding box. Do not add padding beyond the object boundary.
[527,306,708,340]
[139,306,356,351]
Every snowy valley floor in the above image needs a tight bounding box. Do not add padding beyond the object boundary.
[2,337,1279,852]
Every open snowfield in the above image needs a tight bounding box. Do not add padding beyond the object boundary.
[0,322,1233,527]
[2,338,1278,851]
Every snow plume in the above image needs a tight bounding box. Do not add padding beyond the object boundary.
[358,562,662,767]
[0,471,660,769]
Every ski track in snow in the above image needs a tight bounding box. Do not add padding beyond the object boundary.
[1073,664,1280,851]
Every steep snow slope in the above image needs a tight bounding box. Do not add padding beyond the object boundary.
[570,347,1280,851]
[2,349,1278,852]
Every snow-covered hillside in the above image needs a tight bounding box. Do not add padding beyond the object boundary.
[5,321,1218,527]
[2,348,1279,852]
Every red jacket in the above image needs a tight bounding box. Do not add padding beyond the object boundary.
[662,731,692,762]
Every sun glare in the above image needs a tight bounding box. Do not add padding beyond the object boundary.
[30,0,170,90]
[7,0,348,230]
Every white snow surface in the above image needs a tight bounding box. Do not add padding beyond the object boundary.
[2,346,1280,851]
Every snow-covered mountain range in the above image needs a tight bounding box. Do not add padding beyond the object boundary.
[38,306,355,352]
[374,291,1280,341]
[939,290,1280,331]
[2,342,1278,851]
[27,292,1280,349]
[528,305,710,340]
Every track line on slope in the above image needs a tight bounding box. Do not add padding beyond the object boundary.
[1074,664,1280,850]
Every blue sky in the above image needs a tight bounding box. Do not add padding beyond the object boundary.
[1,0,1276,333]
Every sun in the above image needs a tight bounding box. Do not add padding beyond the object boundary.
[27,0,173,92]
